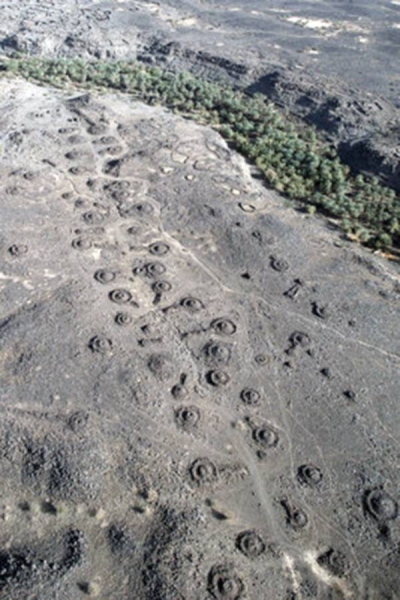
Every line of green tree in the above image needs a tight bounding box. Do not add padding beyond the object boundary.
[1,55,399,252]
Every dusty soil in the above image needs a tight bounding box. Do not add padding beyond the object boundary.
[1,2,400,600]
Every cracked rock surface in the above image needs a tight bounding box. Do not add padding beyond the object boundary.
[0,80,400,599]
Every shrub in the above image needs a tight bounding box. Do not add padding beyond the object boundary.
[0,55,399,253]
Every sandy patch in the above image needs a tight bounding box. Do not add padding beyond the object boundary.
[285,16,333,30]
[175,17,199,27]
[283,15,366,37]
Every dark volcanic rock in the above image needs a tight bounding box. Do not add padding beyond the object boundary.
[247,68,400,191]
[0,71,399,599]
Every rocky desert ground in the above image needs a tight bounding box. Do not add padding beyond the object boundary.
[0,2,400,599]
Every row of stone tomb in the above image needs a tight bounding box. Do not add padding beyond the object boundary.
[189,457,397,528]
[8,235,328,322]
[60,132,397,592]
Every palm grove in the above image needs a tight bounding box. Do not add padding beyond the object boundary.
[1,56,399,252]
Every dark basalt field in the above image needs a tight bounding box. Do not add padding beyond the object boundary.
[1,0,400,190]
[0,2,400,600]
